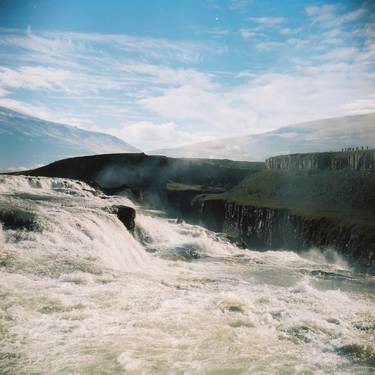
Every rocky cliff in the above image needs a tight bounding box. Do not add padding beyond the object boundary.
[10,152,375,274]
[266,149,375,171]
[196,199,375,274]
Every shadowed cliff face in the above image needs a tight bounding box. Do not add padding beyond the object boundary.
[194,201,375,274]
[189,166,375,274]
[266,149,375,171]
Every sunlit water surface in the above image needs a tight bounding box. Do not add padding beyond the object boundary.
[0,175,374,374]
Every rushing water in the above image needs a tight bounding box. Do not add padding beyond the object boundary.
[0,175,374,374]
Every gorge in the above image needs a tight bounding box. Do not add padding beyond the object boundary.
[12,149,375,275]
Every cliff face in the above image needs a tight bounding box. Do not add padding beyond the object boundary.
[13,152,374,274]
[266,149,375,171]
[198,200,375,274]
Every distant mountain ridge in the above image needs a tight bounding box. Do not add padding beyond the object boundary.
[150,113,375,161]
[0,106,140,170]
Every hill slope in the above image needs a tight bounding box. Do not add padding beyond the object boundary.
[0,106,140,170]
[150,113,375,161]
[15,153,263,190]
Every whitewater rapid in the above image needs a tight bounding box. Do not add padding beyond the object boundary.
[0,175,374,374]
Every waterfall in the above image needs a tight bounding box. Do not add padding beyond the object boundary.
[0,175,374,374]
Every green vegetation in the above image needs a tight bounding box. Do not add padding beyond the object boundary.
[200,169,375,227]
[167,182,206,191]
[166,181,225,193]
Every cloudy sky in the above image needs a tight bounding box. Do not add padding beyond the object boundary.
[0,0,374,150]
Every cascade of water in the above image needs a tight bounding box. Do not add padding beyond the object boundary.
[0,175,374,374]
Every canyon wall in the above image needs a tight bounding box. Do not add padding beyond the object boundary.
[266,149,375,171]
[197,199,375,274]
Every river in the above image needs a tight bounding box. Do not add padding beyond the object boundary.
[0,175,374,374]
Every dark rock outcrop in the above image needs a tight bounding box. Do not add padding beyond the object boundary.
[196,200,375,274]
[0,202,40,231]
[109,205,136,233]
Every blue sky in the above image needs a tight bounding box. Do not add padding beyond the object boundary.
[0,0,374,150]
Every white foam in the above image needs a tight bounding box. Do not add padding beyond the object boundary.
[0,175,374,374]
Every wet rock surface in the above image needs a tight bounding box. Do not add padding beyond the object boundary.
[196,200,375,275]
[0,202,40,231]
[109,205,136,232]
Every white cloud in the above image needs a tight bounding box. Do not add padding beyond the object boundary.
[279,27,303,36]
[342,8,366,23]
[0,97,59,121]
[138,60,375,137]
[139,84,260,135]
[0,87,8,97]
[229,0,253,11]
[0,28,221,100]
[206,27,231,37]
[56,117,93,127]
[239,29,254,39]
[249,17,285,26]
[106,121,212,150]
[272,132,299,139]
[0,28,207,65]
[0,62,214,101]
[305,4,340,23]
[320,47,358,62]
[0,65,130,94]
[342,96,375,114]
[256,41,285,50]
[285,38,310,48]
[305,4,365,28]
[0,5,373,153]
[0,97,94,128]
[119,63,213,88]
[279,28,293,35]
[0,66,72,91]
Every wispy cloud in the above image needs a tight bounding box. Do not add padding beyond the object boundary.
[107,120,213,150]
[0,66,72,91]
[0,97,60,121]
[229,0,254,11]
[249,17,285,26]
[0,28,217,96]
[120,63,213,88]
[0,28,207,65]
[138,60,375,138]
[255,41,285,50]
[239,28,254,39]
[279,27,301,36]
[305,3,366,28]
[0,1,373,150]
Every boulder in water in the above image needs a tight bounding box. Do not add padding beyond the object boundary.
[0,201,40,231]
[174,244,201,261]
[109,205,136,232]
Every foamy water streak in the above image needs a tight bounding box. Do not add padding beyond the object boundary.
[0,175,374,374]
